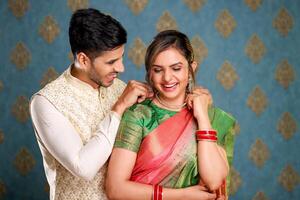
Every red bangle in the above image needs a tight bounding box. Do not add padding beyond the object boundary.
[153,185,163,200]
[153,185,157,200]
[196,135,218,142]
[158,185,163,200]
[195,130,217,135]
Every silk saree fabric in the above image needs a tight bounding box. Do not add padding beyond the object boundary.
[114,99,236,190]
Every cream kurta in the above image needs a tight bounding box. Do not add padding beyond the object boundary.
[30,66,126,200]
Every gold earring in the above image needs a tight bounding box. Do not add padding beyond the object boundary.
[187,75,194,93]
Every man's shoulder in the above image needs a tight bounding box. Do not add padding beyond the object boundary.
[112,78,126,88]
[107,78,126,95]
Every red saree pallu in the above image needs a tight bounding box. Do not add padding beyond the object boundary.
[129,107,228,199]
[130,108,197,185]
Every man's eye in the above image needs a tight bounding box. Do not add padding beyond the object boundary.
[107,61,115,65]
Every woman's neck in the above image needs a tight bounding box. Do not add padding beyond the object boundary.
[154,93,186,111]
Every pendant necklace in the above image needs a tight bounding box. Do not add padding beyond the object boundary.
[155,93,186,110]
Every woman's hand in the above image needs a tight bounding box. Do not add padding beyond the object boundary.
[186,86,213,129]
[181,185,217,200]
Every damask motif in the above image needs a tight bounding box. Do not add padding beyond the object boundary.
[215,9,236,38]
[67,0,89,12]
[229,167,242,195]
[11,95,30,123]
[245,34,266,64]
[156,11,178,32]
[252,191,269,200]
[68,52,74,62]
[14,147,36,176]
[124,0,148,15]
[128,38,147,68]
[217,60,239,90]
[0,80,3,92]
[191,36,208,67]
[278,165,300,192]
[39,16,60,44]
[249,138,269,168]
[275,60,295,89]
[40,67,59,88]
[10,42,31,70]
[247,86,268,115]
[0,129,4,144]
[8,0,29,18]
[273,7,294,37]
[183,0,206,12]
[277,112,297,140]
[44,182,50,193]
[244,0,262,12]
[0,179,6,198]
[234,123,240,135]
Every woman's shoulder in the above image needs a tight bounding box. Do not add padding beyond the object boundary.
[209,107,236,136]
[127,99,153,112]
[124,99,154,119]
[209,107,235,123]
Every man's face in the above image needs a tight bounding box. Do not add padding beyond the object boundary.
[88,45,125,87]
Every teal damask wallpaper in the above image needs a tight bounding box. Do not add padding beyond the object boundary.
[0,0,299,199]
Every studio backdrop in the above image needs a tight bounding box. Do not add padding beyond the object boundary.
[0,0,299,199]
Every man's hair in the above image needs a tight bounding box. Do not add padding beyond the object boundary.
[69,8,127,60]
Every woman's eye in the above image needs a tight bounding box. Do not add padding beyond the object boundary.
[173,67,181,71]
[153,68,162,73]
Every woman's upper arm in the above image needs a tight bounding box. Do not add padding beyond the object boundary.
[107,106,144,183]
[107,148,137,183]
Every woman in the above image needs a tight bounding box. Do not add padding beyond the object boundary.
[106,30,236,200]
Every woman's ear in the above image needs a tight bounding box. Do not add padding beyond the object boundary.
[191,61,198,72]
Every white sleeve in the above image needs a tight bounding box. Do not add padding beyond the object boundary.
[30,95,120,181]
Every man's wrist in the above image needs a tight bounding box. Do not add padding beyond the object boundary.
[111,101,126,116]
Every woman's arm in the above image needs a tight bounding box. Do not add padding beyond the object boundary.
[106,148,217,200]
[196,114,229,191]
[187,88,229,191]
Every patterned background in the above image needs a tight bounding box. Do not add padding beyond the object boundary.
[0,0,299,199]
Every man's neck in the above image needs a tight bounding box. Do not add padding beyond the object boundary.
[70,64,99,89]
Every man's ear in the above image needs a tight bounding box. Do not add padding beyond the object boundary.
[191,61,198,72]
[76,52,91,71]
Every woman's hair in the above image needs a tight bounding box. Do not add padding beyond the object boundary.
[145,30,195,88]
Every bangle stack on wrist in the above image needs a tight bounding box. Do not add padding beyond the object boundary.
[195,130,218,142]
[152,185,163,200]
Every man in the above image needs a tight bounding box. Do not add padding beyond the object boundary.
[30,8,152,200]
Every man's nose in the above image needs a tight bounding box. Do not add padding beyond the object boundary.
[115,62,124,73]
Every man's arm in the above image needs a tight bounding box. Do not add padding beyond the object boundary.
[30,95,120,181]
[111,80,153,116]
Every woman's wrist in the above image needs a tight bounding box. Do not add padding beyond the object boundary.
[196,115,211,130]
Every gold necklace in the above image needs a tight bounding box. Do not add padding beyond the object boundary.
[155,93,186,110]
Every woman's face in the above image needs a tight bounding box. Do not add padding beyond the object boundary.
[149,47,190,104]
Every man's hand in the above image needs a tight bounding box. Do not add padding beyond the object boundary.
[112,80,154,116]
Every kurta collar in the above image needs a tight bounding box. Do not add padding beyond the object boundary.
[64,65,100,94]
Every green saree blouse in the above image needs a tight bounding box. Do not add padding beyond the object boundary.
[114,99,236,189]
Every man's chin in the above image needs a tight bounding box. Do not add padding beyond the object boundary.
[100,80,114,88]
